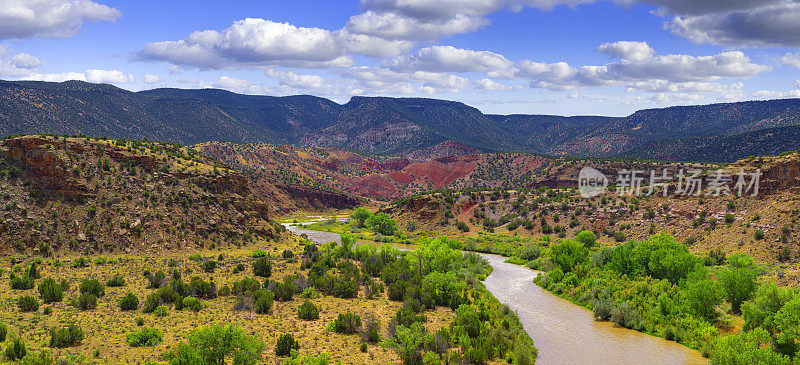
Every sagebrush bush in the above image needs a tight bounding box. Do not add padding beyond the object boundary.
[120,292,139,311]
[10,275,34,290]
[5,339,26,361]
[77,292,97,310]
[126,328,163,347]
[79,278,105,297]
[49,324,84,348]
[182,296,202,312]
[154,305,169,317]
[333,312,362,334]
[38,277,63,303]
[142,292,161,313]
[297,300,319,320]
[106,274,126,287]
[253,257,272,277]
[361,314,381,343]
[203,260,218,273]
[253,289,274,314]
[275,333,299,356]
[17,295,39,312]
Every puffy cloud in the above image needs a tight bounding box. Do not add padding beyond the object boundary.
[516,61,610,89]
[0,0,120,40]
[516,47,768,90]
[345,10,488,41]
[783,52,800,69]
[20,71,87,82]
[349,0,605,41]
[605,51,769,82]
[9,52,42,69]
[138,18,352,69]
[752,89,800,99]
[0,45,43,77]
[266,69,325,90]
[596,41,654,61]
[143,74,161,84]
[649,92,704,104]
[341,66,470,94]
[386,46,514,76]
[625,80,741,94]
[85,69,133,83]
[138,18,416,70]
[642,0,782,16]
[475,78,522,91]
[660,1,800,47]
[209,76,276,95]
[20,68,133,84]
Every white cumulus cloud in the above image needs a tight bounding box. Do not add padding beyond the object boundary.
[0,0,121,40]
[596,41,654,61]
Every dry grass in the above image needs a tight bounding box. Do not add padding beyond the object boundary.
[0,235,454,363]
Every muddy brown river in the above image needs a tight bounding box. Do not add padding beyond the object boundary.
[283,223,708,365]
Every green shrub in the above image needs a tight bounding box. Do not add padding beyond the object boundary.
[754,230,765,240]
[17,295,39,312]
[253,257,272,277]
[275,334,299,357]
[135,317,144,326]
[10,275,34,290]
[154,305,169,317]
[361,315,381,343]
[142,292,161,313]
[79,278,105,297]
[203,260,218,273]
[72,257,88,268]
[297,300,319,320]
[254,289,274,314]
[120,292,139,311]
[332,312,362,334]
[0,323,6,342]
[182,296,202,312]
[77,292,98,310]
[456,221,470,232]
[126,328,163,347]
[5,339,26,361]
[38,277,63,303]
[49,324,84,348]
[167,323,264,364]
[25,262,41,279]
[106,274,126,287]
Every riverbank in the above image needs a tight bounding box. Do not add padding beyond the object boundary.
[283,223,708,364]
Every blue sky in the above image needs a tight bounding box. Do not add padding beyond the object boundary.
[1,0,800,116]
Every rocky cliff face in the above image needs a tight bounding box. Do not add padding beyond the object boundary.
[0,135,280,254]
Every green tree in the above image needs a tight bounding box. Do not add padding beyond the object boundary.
[350,207,372,228]
[718,267,757,313]
[712,328,790,365]
[167,323,265,365]
[774,296,800,357]
[685,276,723,321]
[575,231,597,249]
[549,239,589,272]
[383,322,425,365]
[367,213,397,236]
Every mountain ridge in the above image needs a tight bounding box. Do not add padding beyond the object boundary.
[2,79,800,162]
